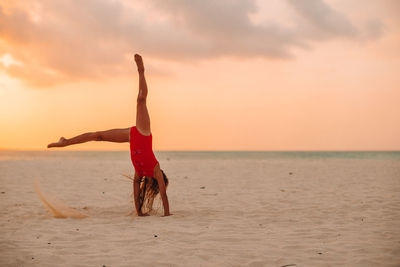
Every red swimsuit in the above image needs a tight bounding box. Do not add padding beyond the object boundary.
[129,126,159,177]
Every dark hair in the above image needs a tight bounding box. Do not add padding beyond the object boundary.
[138,169,169,214]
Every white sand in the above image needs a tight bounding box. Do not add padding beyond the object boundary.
[1,152,400,266]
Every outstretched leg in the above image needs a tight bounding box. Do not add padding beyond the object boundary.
[134,54,151,136]
[47,128,130,148]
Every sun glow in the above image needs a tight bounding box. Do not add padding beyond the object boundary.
[0,53,23,68]
[0,1,399,150]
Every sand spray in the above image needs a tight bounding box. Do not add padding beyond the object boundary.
[34,178,88,219]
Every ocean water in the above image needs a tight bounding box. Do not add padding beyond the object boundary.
[0,150,399,161]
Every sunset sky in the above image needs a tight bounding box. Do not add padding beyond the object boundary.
[1,0,399,150]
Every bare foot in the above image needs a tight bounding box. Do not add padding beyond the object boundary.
[47,137,67,148]
[134,54,144,73]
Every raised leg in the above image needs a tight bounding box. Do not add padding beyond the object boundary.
[47,128,130,148]
[134,54,151,136]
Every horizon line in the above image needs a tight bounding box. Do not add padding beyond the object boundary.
[1,148,399,152]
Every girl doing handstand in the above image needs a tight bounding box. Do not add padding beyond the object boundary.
[48,54,170,217]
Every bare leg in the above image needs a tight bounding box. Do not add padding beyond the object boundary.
[47,128,130,148]
[134,54,151,136]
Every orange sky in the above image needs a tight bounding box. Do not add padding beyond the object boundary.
[1,0,399,150]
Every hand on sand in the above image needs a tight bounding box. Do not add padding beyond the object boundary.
[47,137,67,148]
[134,54,144,73]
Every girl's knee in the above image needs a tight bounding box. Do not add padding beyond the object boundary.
[93,131,103,141]
[137,96,147,104]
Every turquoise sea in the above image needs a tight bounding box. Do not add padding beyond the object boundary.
[0,150,399,161]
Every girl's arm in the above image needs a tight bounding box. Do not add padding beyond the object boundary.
[154,169,170,216]
[133,173,148,216]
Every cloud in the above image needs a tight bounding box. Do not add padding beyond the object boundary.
[287,0,384,41]
[288,0,359,40]
[0,0,384,87]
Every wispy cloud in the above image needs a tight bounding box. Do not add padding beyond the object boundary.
[0,0,385,87]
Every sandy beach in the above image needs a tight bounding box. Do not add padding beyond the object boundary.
[0,151,399,266]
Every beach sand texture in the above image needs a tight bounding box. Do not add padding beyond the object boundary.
[1,151,399,266]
